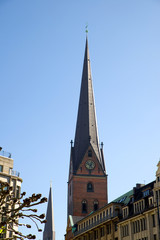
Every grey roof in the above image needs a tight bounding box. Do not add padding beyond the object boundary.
[69,215,84,226]
[43,184,55,240]
[73,37,103,172]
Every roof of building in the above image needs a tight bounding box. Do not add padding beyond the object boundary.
[73,37,104,172]
[113,189,133,205]
[69,215,84,227]
[113,181,155,206]
[132,181,155,202]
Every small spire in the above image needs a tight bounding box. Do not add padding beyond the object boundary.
[43,185,55,240]
[70,140,73,147]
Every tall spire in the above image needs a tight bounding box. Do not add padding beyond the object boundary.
[43,184,55,240]
[73,36,103,172]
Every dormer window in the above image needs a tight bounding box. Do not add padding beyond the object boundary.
[143,189,150,197]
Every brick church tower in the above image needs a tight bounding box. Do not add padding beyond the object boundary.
[67,36,108,219]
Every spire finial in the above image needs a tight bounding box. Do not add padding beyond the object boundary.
[101,142,104,149]
[70,140,73,147]
[50,180,52,188]
[85,24,88,34]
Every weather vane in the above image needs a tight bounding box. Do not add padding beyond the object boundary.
[85,24,88,34]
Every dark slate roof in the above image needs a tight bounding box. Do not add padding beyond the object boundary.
[43,184,55,240]
[73,37,103,172]
[113,181,155,207]
[132,181,155,202]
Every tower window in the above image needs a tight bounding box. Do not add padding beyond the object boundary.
[87,182,94,192]
[88,150,92,157]
[82,200,87,213]
[93,200,99,211]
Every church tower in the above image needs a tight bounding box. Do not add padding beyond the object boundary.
[67,36,108,218]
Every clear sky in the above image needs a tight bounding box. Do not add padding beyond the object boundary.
[0,0,160,239]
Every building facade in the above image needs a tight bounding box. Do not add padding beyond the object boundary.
[0,148,22,239]
[66,162,160,240]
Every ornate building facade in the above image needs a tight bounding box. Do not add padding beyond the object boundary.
[66,162,160,240]
[68,162,160,240]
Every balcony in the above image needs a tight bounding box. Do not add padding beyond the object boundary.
[9,169,20,177]
[0,150,12,158]
[74,212,120,236]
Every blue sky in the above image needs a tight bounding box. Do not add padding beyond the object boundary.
[0,0,160,239]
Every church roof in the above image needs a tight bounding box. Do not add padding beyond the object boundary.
[73,37,103,172]
[43,184,55,240]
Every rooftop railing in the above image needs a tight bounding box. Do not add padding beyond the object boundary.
[74,212,120,236]
[9,169,20,177]
[0,150,12,158]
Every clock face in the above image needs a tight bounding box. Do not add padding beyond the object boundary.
[85,160,95,170]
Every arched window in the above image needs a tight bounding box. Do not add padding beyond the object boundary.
[82,200,87,213]
[87,182,94,192]
[93,200,99,211]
